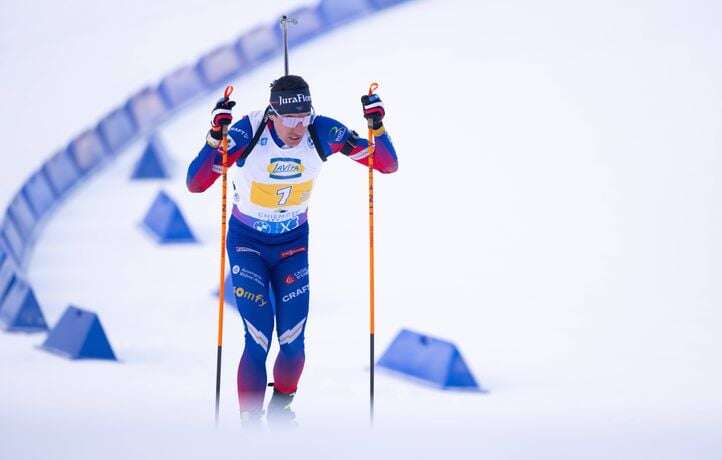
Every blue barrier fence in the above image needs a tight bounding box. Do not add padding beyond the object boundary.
[283,7,325,47]
[0,247,17,305]
[43,149,81,199]
[237,25,279,65]
[0,0,412,323]
[98,107,137,153]
[126,87,169,132]
[22,170,57,219]
[197,44,248,87]
[1,216,25,265]
[69,129,108,174]
[8,192,37,238]
[320,0,373,27]
[159,65,207,109]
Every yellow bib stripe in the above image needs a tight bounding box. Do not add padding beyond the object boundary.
[250,180,314,208]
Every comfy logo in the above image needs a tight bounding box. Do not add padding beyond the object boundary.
[234,287,268,307]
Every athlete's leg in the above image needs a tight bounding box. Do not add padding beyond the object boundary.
[227,239,273,414]
[270,247,310,395]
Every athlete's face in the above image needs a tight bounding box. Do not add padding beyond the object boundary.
[271,113,310,147]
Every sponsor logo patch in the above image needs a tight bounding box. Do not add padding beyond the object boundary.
[237,267,265,287]
[229,127,249,139]
[254,221,271,232]
[260,137,268,146]
[236,246,260,255]
[329,126,347,142]
[267,157,304,180]
[232,265,240,275]
[282,284,309,303]
[284,267,309,284]
[234,287,268,307]
[276,93,312,106]
[280,247,306,259]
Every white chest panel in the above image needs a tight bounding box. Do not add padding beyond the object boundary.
[229,110,323,224]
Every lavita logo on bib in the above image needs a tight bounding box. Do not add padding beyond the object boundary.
[268,157,304,179]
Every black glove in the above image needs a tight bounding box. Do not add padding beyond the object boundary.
[208,97,236,142]
[361,93,385,130]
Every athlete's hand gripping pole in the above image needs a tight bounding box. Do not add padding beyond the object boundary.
[366,82,379,424]
[215,84,234,425]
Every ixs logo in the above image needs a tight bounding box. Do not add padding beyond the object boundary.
[280,246,306,259]
[282,284,309,303]
[284,267,309,285]
[234,287,268,308]
[268,157,304,179]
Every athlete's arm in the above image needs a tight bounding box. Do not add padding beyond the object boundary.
[312,115,398,174]
[186,116,254,193]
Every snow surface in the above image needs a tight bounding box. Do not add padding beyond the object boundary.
[3,0,722,458]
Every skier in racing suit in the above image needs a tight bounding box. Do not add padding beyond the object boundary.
[186,75,398,425]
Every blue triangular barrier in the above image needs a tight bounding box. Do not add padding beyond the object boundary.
[0,279,48,332]
[377,329,481,391]
[41,306,117,360]
[141,190,197,243]
[131,136,172,179]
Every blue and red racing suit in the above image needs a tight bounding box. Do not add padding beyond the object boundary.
[187,110,397,413]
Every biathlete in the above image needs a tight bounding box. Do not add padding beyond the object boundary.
[186,75,398,425]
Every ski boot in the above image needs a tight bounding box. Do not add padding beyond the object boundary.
[240,409,263,430]
[266,389,298,430]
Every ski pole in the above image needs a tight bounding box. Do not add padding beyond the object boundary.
[215,84,234,425]
[279,15,297,76]
[367,81,379,424]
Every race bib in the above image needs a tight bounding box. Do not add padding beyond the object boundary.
[250,180,314,208]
